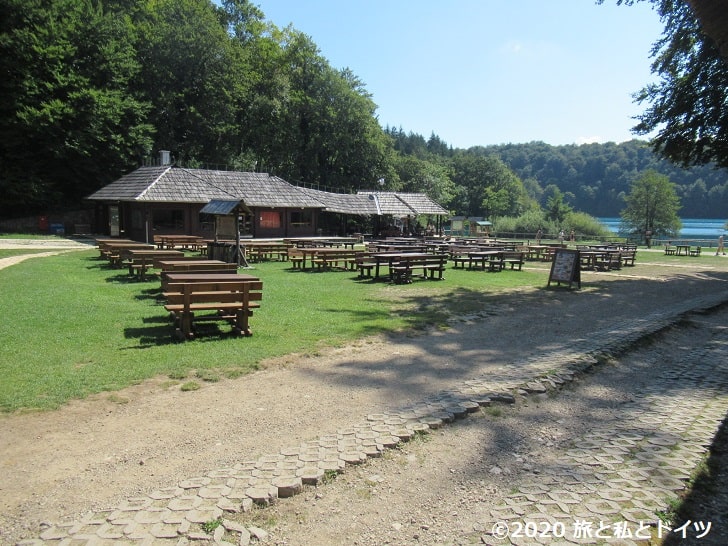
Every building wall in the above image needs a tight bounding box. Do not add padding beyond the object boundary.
[99,203,319,241]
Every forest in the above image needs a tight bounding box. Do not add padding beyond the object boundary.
[1,0,726,221]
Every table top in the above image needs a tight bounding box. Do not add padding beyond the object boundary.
[125,249,184,257]
[164,272,258,282]
[468,250,503,256]
[157,259,225,265]
[370,251,431,258]
[103,242,155,248]
[299,247,355,254]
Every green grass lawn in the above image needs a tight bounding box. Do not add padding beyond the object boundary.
[0,249,547,412]
[1,245,723,413]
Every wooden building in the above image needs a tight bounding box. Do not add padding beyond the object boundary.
[86,165,448,241]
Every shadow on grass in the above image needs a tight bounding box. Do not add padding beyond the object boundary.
[299,271,728,411]
[124,315,253,346]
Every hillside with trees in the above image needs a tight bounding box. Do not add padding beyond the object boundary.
[1,0,726,223]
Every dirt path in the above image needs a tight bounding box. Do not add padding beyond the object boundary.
[1,245,727,545]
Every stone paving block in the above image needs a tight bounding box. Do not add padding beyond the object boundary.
[583,498,623,516]
[206,468,238,479]
[178,477,210,490]
[244,486,278,506]
[198,484,232,499]
[133,509,168,525]
[183,507,223,524]
[167,495,203,512]
[296,465,324,484]
[273,475,303,497]
[217,497,242,513]
[148,487,184,500]
[39,524,73,541]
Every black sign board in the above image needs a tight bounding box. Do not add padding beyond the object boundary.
[547,248,581,289]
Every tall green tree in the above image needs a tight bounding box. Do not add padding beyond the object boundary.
[604,1,728,168]
[394,155,455,206]
[620,169,682,242]
[0,0,153,215]
[450,151,535,218]
[544,186,573,224]
[135,0,243,164]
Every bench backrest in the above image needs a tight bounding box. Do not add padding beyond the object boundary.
[160,262,238,272]
[165,280,263,306]
[398,254,448,265]
[501,251,524,260]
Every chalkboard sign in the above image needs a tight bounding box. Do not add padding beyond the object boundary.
[548,248,581,288]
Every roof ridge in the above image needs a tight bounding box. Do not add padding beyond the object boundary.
[137,165,172,200]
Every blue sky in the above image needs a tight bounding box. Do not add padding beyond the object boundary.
[251,0,664,149]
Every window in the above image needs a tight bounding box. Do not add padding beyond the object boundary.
[260,211,281,229]
[154,209,184,230]
[290,209,312,227]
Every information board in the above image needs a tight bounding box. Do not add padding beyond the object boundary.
[547,248,581,288]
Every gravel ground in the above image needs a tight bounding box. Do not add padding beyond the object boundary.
[1,242,728,545]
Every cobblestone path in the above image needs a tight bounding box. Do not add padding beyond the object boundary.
[16,293,728,545]
[485,312,728,545]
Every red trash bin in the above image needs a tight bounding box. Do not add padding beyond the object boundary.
[39,215,49,231]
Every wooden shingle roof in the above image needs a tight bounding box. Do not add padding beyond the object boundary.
[356,191,449,216]
[87,166,449,216]
[87,167,324,208]
[298,187,378,215]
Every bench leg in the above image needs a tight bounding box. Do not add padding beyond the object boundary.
[233,309,253,336]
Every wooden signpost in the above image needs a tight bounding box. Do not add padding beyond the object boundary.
[547,248,581,289]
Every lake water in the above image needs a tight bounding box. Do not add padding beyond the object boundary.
[599,218,727,241]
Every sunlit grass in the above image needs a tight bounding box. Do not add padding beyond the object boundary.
[2,244,720,413]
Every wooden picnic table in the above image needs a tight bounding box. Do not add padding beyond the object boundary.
[466,250,505,271]
[161,274,262,340]
[676,244,692,256]
[524,245,549,260]
[368,252,432,281]
[285,237,358,249]
[123,249,184,279]
[289,247,355,270]
[99,242,155,266]
[157,260,238,283]
[157,259,237,273]
[162,272,259,291]
[154,235,205,250]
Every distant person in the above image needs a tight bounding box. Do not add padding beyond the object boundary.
[717,234,726,255]
[536,229,543,245]
[645,230,653,249]
[558,230,565,245]
[569,229,575,242]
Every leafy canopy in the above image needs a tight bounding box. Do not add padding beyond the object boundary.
[620,169,682,238]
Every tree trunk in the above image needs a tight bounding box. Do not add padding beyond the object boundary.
[686,0,728,62]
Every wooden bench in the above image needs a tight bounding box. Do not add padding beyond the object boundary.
[127,256,158,280]
[154,235,205,251]
[246,244,290,262]
[163,280,263,340]
[355,252,376,278]
[312,251,359,271]
[664,245,677,256]
[390,254,448,284]
[450,252,470,269]
[500,251,525,271]
[621,249,637,266]
[689,246,702,257]
[288,248,304,269]
[594,250,622,271]
[541,247,557,262]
